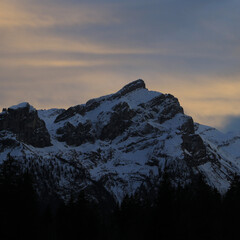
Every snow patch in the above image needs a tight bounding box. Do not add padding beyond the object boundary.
[9,102,35,112]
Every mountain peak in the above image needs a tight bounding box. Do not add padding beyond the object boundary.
[2,79,240,205]
[0,102,51,147]
[54,79,148,123]
[8,102,35,112]
[116,79,146,96]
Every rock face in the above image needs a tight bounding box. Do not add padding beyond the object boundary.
[0,102,51,147]
[100,102,136,140]
[56,121,94,146]
[54,79,145,124]
[0,80,240,204]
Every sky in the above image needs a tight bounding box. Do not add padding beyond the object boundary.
[1,0,240,132]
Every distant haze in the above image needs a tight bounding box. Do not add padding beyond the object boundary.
[1,0,240,132]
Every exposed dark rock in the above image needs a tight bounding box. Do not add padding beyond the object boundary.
[139,94,184,124]
[158,94,184,124]
[182,134,208,166]
[112,102,136,118]
[100,102,136,140]
[56,102,137,144]
[57,121,95,146]
[55,100,103,124]
[182,134,205,155]
[0,138,19,152]
[179,116,195,134]
[147,94,166,108]
[55,105,86,123]
[56,122,75,135]
[0,103,51,147]
[112,79,146,98]
[145,158,159,167]
[85,99,101,112]
[55,99,104,124]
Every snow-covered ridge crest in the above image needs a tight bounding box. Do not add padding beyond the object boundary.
[0,79,240,203]
[54,79,148,123]
[8,102,35,112]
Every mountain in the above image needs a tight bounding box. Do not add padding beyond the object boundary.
[0,79,240,204]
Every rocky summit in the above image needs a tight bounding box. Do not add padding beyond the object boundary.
[0,79,240,204]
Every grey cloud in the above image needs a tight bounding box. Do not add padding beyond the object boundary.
[35,0,240,77]
[222,116,240,132]
[1,0,240,131]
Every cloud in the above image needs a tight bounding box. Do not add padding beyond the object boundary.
[0,33,157,55]
[222,116,240,132]
[0,58,122,68]
[1,0,240,131]
[0,0,117,28]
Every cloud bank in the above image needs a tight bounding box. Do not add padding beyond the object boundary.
[1,0,240,131]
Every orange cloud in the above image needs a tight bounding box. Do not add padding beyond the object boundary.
[1,67,240,131]
[0,0,118,28]
[0,58,122,68]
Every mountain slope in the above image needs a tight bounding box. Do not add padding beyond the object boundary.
[0,79,239,203]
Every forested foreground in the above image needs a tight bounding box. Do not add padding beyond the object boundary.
[1,158,240,240]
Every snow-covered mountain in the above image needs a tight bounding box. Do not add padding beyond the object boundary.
[0,79,240,203]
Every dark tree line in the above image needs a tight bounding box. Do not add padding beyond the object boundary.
[0,155,38,240]
[1,156,240,240]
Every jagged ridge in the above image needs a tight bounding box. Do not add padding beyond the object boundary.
[0,79,240,203]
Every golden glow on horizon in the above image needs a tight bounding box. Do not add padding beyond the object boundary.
[0,0,240,131]
[0,59,122,68]
[0,0,117,28]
